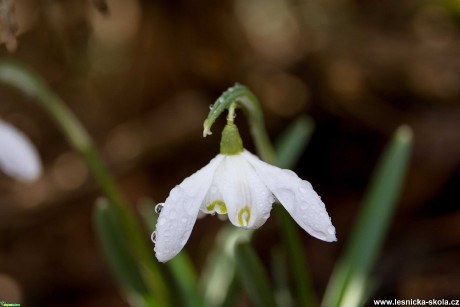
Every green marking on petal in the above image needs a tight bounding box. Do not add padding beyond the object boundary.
[206,200,227,214]
[238,206,251,227]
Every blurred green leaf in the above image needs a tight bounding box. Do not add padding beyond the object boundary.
[138,200,204,307]
[275,206,317,307]
[322,125,413,307]
[0,60,170,306]
[94,198,159,307]
[220,275,241,307]
[200,226,251,307]
[234,243,278,307]
[167,253,205,307]
[271,246,294,307]
[274,115,318,307]
[275,116,315,169]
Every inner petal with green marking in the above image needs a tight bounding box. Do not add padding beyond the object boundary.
[238,206,251,227]
[206,200,227,214]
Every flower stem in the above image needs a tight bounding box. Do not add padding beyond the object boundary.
[0,60,170,306]
[203,84,277,164]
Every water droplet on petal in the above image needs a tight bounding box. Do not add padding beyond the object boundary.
[170,186,183,201]
[155,203,164,214]
[151,231,157,243]
[327,226,336,235]
[158,217,166,226]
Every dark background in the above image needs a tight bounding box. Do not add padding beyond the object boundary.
[0,0,459,306]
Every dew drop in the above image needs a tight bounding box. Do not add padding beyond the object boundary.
[327,226,336,235]
[158,217,166,226]
[155,203,164,214]
[299,186,308,195]
[209,104,214,110]
[151,231,157,243]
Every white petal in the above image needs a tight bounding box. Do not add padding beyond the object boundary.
[0,119,42,182]
[214,153,273,229]
[154,154,224,262]
[200,181,227,215]
[243,150,336,242]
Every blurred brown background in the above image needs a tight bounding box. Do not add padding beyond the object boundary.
[0,0,460,306]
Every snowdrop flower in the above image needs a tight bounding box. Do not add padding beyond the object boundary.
[154,123,336,262]
[0,119,42,182]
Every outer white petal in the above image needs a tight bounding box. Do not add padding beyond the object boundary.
[154,154,224,262]
[243,150,336,242]
[214,153,273,229]
[0,119,42,182]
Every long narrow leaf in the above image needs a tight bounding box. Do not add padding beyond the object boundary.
[322,125,413,307]
[94,198,159,307]
[275,116,315,169]
[234,243,278,307]
[200,226,252,307]
[271,246,294,307]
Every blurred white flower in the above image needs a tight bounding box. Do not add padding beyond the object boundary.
[0,119,42,182]
[154,148,336,262]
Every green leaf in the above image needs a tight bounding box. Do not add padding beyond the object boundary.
[271,246,294,307]
[167,253,205,307]
[94,198,160,307]
[322,125,413,307]
[234,243,278,307]
[275,116,315,169]
[275,206,318,307]
[220,275,241,307]
[199,226,252,307]
[0,60,171,306]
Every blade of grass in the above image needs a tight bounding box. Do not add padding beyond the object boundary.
[274,116,318,307]
[94,198,159,307]
[234,243,278,307]
[322,125,413,307]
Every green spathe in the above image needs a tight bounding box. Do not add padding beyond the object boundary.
[220,123,243,155]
